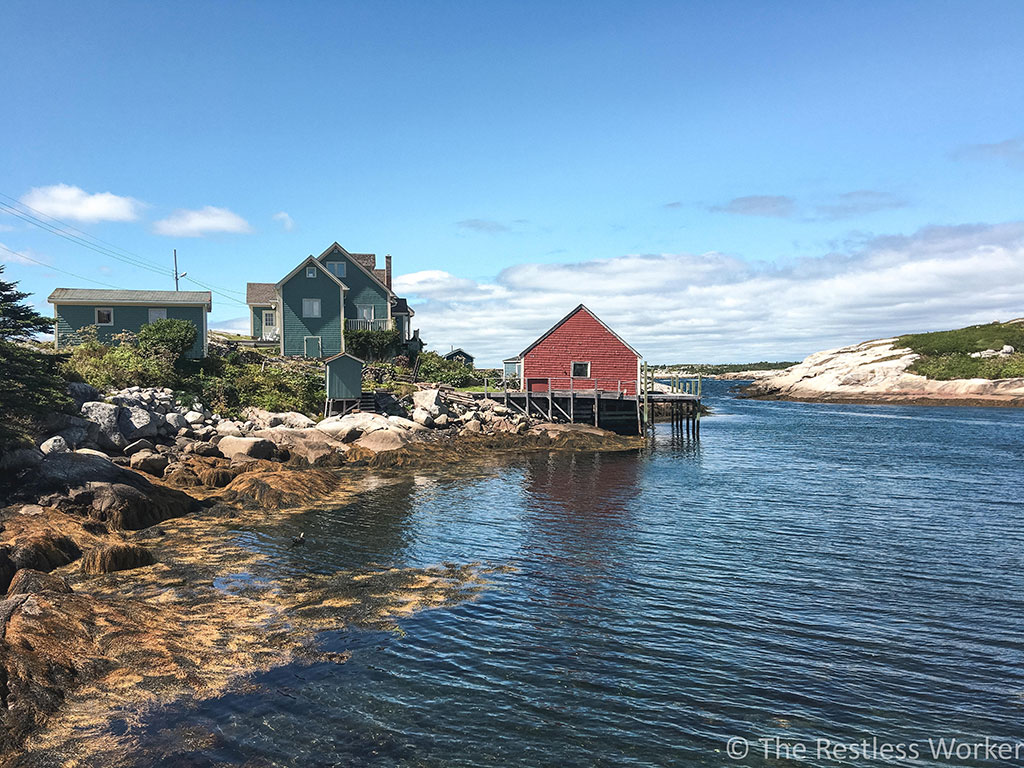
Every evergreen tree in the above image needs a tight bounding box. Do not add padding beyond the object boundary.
[0,265,69,447]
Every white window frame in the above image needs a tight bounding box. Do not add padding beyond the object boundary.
[148,308,167,323]
[356,304,375,321]
[306,266,317,278]
[571,361,591,378]
[95,307,114,326]
[302,298,322,318]
[262,310,276,328]
[326,261,346,278]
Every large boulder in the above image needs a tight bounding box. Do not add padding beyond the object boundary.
[80,401,126,450]
[387,415,429,432]
[411,408,434,428]
[267,411,316,429]
[81,543,155,574]
[412,388,445,415]
[89,482,192,529]
[250,428,348,466]
[316,412,389,442]
[165,412,189,431]
[39,436,69,455]
[68,382,100,408]
[123,439,155,457]
[8,535,81,573]
[353,428,413,454]
[118,406,160,442]
[216,420,243,437]
[7,569,73,596]
[129,451,169,476]
[217,436,277,460]
[0,448,43,477]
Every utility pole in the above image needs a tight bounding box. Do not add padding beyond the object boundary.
[173,249,187,290]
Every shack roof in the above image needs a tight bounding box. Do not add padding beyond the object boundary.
[246,282,276,305]
[48,288,211,309]
[518,304,641,358]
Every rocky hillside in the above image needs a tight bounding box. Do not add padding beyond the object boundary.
[743,325,1024,406]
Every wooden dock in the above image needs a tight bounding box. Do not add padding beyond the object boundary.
[474,366,702,436]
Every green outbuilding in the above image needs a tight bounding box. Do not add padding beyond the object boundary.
[48,288,212,358]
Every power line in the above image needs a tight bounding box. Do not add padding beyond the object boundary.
[0,244,124,289]
[0,192,248,298]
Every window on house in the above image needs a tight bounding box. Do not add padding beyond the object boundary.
[302,298,321,318]
[148,308,167,323]
[95,308,113,326]
[356,304,374,320]
[571,361,591,378]
[326,261,346,278]
[263,310,276,327]
[306,266,317,278]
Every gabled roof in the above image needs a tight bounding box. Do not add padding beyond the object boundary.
[246,282,276,305]
[502,356,522,363]
[315,242,395,297]
[519,304,641,359]
[324,351,366,364]
[48,288,212,310]
[392,297,413,315]
[443,348,473,360]
[276,256,349,291]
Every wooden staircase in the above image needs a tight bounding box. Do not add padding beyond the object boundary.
[358,391,378,413]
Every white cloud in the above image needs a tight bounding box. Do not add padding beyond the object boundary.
[397,222,1024,365]
[153,206,252,237]
[272,211,295,231]
[21,183,142,223]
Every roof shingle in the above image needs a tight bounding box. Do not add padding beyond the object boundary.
[48,288,212,307]
[246,282,277,305]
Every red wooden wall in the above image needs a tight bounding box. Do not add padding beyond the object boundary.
[523,307,639,394]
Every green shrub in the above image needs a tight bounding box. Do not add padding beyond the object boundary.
[344,328,400,361]
[138,318,198,359]
[898,322,1024,357]
[177,358,325,418]
[416,351,478,387]
[909,352,1024,381]
[62,330,176,391]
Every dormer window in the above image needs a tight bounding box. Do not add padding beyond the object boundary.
[306,266,317,278]
[326,261,346,278]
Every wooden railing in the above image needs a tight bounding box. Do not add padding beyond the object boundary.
[345,318,395,332]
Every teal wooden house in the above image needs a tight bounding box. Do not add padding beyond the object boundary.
[245,243,421,359]
[48,288,211,358]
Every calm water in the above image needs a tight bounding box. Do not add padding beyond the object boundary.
[144,382,1024,766]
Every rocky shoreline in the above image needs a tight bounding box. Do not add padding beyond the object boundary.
[738,338,1024,407]
[0,385,640,765]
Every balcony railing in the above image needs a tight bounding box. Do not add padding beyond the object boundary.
[345,318,394,332]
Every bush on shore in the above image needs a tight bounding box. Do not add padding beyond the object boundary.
[416,351,478,388]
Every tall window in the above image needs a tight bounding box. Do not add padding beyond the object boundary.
[95,308,113,326]
[571,361,591,378]
[302,298,321,318]
[326,261,346,278]
[356,304,374,320]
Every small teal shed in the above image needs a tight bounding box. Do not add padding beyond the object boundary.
[325,352,364,400]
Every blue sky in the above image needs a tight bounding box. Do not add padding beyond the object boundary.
[3,1,1023,363]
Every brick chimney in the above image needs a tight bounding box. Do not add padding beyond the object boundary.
[385,254,392,289]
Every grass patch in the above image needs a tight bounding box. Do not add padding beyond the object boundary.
[897,321,1024,380]
[897,322,1024,356]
